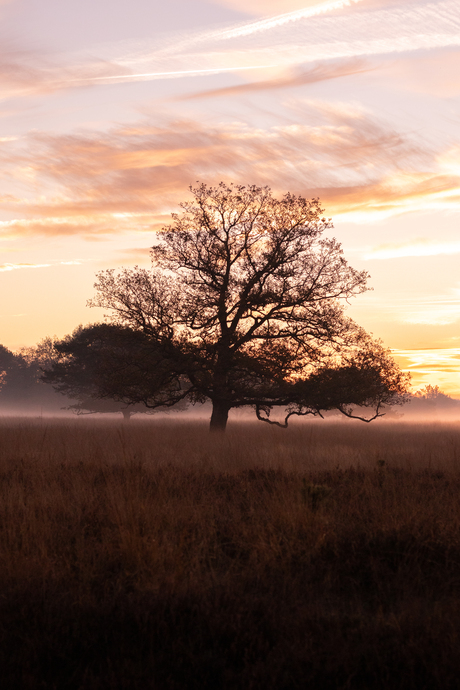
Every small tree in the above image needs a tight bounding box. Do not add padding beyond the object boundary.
[43,323,189,418]
[88,183,409,431]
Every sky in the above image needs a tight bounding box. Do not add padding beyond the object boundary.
[1,0,460,394]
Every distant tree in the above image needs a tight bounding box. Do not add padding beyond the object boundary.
[18,336,58,371]
[0,344,38,405]
[43,323,189,419]
[88,182,409,431]
[0,340,69,412]
[0,344,16,382]
[0,344,18,395]
[411,385,460,411]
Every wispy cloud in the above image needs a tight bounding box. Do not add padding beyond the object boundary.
[0,102,442,237]
[101,0,460,86]
[324,171,460,222]
[392,347,460,395]
[0,260,82,272]
[208,0,365,39]
[365,239,460,260]
[212,0,346,14]
[1,1,459,96]
[0,262,51,272]
[178,58,372,99]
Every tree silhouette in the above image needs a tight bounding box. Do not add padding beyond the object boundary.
[0,344,47,407]
[43,323,189,418]
[88,182,409,431]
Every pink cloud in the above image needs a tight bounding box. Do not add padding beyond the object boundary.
[178,58,373,100]
[0,104,449,238]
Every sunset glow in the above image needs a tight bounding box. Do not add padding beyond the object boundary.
[1,0,460,395]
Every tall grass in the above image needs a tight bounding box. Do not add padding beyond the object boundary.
[1,417,460,688]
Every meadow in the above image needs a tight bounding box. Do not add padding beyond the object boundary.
[1,416,460,689]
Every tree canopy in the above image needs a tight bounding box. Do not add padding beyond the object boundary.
[43,323,188,419]
[87,182,409,430]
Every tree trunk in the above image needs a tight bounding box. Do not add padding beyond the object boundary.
[122,409,131,422]
[210,400,230,432]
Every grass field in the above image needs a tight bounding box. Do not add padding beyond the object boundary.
[1,416,460,689]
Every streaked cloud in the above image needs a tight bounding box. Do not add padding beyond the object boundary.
[351,291,460,328]
[178,58,373,100]
[392,347,460,396]
[0,262,51,272]
[0,260,82,272]
[326,172,460,222]
[365,239,460,260]
[208,0,365,38]
[211,0,408,14]
[0,214,161,238]
[0,49,128,99]
[7,94,460,240]
[80,0,460,89]
[0,102,429,237]
[403,302,460,327]
[1,0,459,96]
[211,0,361,16]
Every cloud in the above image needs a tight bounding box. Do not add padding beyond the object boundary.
[365,239,460,260]
[210,0,355,15]
[0,214,161,238]
[82,1,460,89]
[209,0,365,38]
[211,0,411,15]
[178,58,373,99]
[0,102,444,237]
[1,0,459,97]
[0,262,51,272]
[0,49,131,99]
[0,260,82,272]
[320,171,460,222]
[391,347,460,395]
[373,290,460,327]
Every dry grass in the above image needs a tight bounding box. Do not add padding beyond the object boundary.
[1,417,460,689]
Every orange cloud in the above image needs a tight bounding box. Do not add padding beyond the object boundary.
[320,172,460,221]
[392,348,460,397]
[0,104,448,238]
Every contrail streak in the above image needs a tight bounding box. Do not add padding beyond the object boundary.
[53,0,460,88]
[77,64,275,83]
[211,0,365,40]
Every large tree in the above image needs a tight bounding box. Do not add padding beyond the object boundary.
[88,183,409,430]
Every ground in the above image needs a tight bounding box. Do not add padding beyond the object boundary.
[1,417,460,689]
